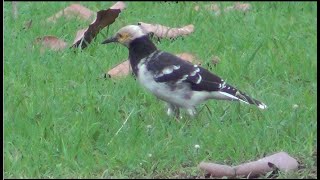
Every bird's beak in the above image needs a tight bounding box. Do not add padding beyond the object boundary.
[101,36,118,44]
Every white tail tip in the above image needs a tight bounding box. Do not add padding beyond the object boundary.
[258,103,267,109]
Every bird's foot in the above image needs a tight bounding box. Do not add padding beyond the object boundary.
[167,104,182,121]
[187,108,197,118]
[167,104,197,120]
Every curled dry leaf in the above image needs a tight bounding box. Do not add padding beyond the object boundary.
[72,1,126,49]
[199,162,235,177]
[233,2,251,11]
[194,3,220,15]
[194,5,200,11]
[106,53,202,78]
[23,20,32,30]
[199,151,298,178]
[195,2,250,15]
[206,3,221,15]
[224,6,235,13]
[224,2,251,13]
[47,4,95,23]
[256,151,298,172]
[34,35,67,52]
[207,3,220,12]
[110,1,126,10]
[211,55,220,65]
[106,60,131,78]
[138,22,194,39]
[234,160,273,178]
[72,28,88,45]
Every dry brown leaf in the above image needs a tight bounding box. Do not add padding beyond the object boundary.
[110,1,126,9]
[23,20,32,30]
[199,162,235,177]
[72,28,88,45]
[206,3,220,12]
[194,5,200,11]
[34,36,67,52]
[71,1,126,49]
[256,151,298,172]
[224,6,235,12]
[194,3,220,15]
[199,151,298,178]
[233,2,251,11]
[138,22,194,39]
[224,2,251,13]
[106,60,131,78]
[195,2,250,15]
[205,3,220,15]
[106,53,202,78]
[211,55,220,65]
[234,160,272,177]
[47,4,95,23]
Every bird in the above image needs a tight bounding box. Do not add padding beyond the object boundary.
[102,25,267,118]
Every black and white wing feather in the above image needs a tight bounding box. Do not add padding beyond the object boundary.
[146,51,223,91]
[146,51,267,109]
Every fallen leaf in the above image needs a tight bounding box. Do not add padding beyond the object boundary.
[234,160,272,178]
[72,28,88,45]
[138,22,194,39]
[72,1,126,49]
[194,3,220,15]
[34,35,67,52]
[196,2,250,15]
[224,6,235,12]
[110,1,126,10]
[199,162,235,177]
[47,4,95,23]
[211,55,220,65]
[205,3,220,15]
[207,3,220,12]
[199,151,299,178]
[106,60,131,78]
[256,151,299,172]
[23,20,32,30]
[106,53,202,78]
[224,2,251,13]
[194,5,200,11]
[267,162,278,169]
[233,2,251,12]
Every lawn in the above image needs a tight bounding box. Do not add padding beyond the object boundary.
[4,2,317,178]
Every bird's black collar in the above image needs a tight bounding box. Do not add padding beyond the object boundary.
[129,35,157,75]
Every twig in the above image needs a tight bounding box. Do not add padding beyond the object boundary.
[107,109,134,146]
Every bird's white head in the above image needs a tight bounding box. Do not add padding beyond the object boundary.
[102,25,147,47]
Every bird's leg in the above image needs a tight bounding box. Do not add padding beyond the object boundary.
[187,107,197,117]
[166,103,175,116]
[166,103,181,120]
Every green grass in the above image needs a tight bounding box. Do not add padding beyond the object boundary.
[4,2,317,178]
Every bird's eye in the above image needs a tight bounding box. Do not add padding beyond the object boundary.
[118,34,123,38]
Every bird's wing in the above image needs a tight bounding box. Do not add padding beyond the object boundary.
[145,51,267,109]
[146,51,225,92]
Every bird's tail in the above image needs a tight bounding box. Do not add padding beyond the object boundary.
[218,84,267,109]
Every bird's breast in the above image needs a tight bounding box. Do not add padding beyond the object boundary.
[137,62,169,95]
